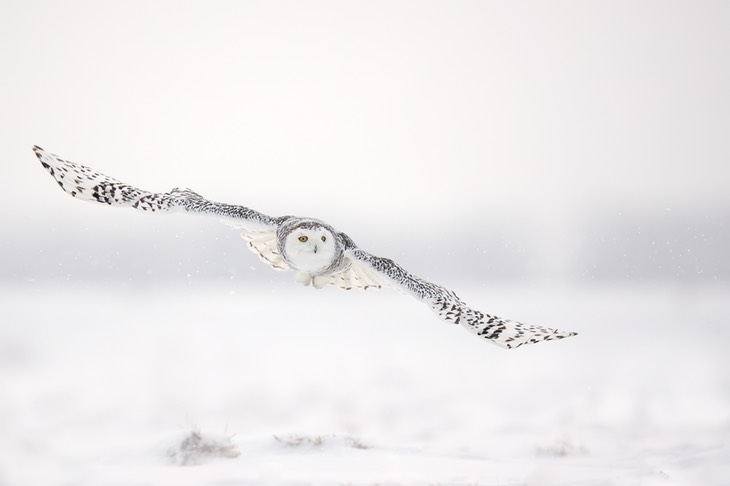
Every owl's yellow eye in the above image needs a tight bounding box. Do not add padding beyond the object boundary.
[298,235,308,242]
[321,235,326,242]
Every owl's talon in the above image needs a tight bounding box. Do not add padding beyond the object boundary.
[312,275,328,289]
[294,272,311,286]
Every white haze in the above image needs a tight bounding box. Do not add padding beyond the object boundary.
[0,1,728,484]
[1,1,729,285]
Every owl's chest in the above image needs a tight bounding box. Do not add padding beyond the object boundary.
[283,247,336,273]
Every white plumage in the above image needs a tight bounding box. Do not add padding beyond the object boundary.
[33,146,577,349]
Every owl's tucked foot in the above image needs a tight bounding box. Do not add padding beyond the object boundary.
[295,272,311,286]
[312,275,328,289]
[294,272,328,289]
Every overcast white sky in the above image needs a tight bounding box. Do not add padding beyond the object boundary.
[1,0,728,282]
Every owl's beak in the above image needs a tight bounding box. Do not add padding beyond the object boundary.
[313,244,318,254]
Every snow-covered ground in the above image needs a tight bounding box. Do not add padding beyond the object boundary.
[1,281,727,485]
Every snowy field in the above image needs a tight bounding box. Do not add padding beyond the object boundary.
[2,1,729,484]
[1,281,728,485]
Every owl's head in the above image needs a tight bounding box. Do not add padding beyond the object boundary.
[281,220,338,273]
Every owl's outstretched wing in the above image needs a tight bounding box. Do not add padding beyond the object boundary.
[33,146,285,262]
[219,220,289,271]
[339,236,577,349]
[328,258,385,290]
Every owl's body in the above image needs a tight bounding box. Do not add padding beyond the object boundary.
[277,218,345,283]
[33,146,577,349]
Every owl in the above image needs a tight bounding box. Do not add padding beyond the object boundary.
[33,146,576,349]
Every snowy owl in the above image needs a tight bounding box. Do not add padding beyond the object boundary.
[33,146,577,349]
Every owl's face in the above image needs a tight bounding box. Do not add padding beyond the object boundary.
[282,225,337,272]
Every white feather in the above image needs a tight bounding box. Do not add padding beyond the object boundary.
[219,220,288,271]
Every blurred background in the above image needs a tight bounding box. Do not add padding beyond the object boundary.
[1,2,729,484]
[1,0,728,288]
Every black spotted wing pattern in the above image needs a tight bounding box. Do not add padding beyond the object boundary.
[343,244,577,349]
[33,146,280,228]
